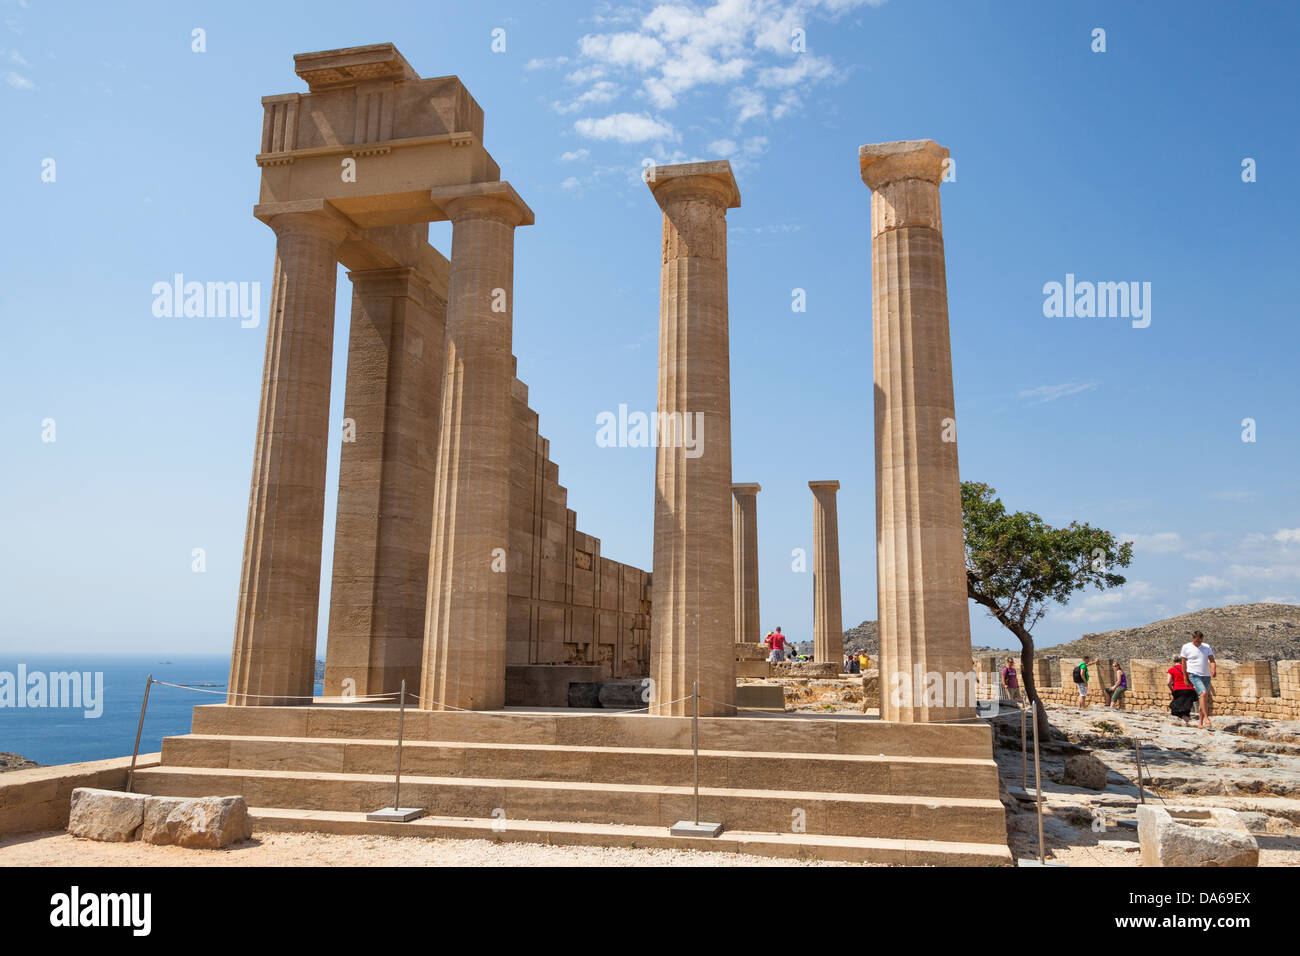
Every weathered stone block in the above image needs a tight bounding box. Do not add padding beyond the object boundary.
[141,795,252,848]
[67,787,145,842]
[1137,806,1258,868]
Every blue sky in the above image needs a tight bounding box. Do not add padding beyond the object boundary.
[2,0,1297,657]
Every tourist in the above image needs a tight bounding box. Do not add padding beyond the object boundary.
[1072,658,1095,709]
[1000,657,1021,702]
[1180,630,1217,729]
[1108,664,1127,709]
[1168,654,1196,725]
[858,651,870,672]
[764,626,790,663]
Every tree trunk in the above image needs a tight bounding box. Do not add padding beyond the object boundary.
[967,579,1051,740]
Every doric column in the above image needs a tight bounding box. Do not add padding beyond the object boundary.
[324,264,446,698]
[420,189,531,711]
[229,206,352,706]
[647,162,740,717]
[809,481,844,666]
[731,483,761,645]
[860,139,974,722]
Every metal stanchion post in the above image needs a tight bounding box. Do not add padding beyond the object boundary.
[669,679,723,838]
[366,679,424,822]
[125,674,153,793]
[1020,703,1027,791]
[1032,707,1045,863]
[692,680,700,825]
[1133,737,1145,804]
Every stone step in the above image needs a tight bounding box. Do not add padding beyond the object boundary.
[161,734,999,799]
[130,765,1008,843]
[248,807,1013,866]
[189,705,994,759]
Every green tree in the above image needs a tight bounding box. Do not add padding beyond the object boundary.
[962,481,1133,737]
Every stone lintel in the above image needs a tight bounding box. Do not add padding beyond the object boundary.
[859,140,948,191]
[808,480,840,492]
[293,43,420,91]
[648,160,741,210]
[732,482,762,495]
[429,181,535,226]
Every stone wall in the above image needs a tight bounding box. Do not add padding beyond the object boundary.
[506,374,651,681]
[1020,655,1300,721]
[0,753,162,838]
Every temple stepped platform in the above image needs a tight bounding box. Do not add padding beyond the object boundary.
[130,705,1012,865]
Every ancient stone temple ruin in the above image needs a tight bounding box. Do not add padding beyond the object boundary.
[225,44,650,711]
[129,45,1011,866]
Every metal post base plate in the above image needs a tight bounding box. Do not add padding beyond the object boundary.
[670,821,724,837]
[366,807,426,822]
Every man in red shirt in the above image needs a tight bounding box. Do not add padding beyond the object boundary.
[764,627,790,662]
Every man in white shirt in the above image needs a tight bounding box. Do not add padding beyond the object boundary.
[1179,630,1216,729]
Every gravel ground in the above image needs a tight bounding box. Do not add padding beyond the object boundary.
[0,830,852,867]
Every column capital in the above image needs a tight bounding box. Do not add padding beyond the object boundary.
[255,199,356,242]
[732,482,762,496]
[809,480,840,492]
[858,140,948,191]
[346,265,443,312]
[648,160,741,210]
[430,181,535,227]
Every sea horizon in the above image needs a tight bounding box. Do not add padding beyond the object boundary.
[0,653,324,767]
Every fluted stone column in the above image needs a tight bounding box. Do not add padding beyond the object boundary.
[809,481,843,666]
[324,265,446,698]
[861,139,974,722]
[420,190,530,711]
[648,162,740,717]
[229,207,352,706]
[731,483,761,645]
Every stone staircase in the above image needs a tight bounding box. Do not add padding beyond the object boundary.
[131,704,1012,865]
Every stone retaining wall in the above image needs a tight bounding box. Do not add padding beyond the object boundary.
[974,654,1300,721]
[0,753,162,838]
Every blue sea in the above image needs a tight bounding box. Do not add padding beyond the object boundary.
[0,655,323,766]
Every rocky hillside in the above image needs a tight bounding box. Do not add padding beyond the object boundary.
[1040,603,1300,662]
[0,753,38,773]
[843,620,879,657]
[844,604,1300,664]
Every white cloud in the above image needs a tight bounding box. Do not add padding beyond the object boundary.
[1017,382,1098,403]
[560,176,582,190]
[1184,598,1203,611]
[574,112,677,143]
[1189,575,1229,592]
[553,80,623,114]
[707,138,737,156]
[1275,528,1300,544]
[5,70,34,89]
[526,56,570,70]
[579,31,666,70]
[559,148,590,162]
[550,0,879,142]
[1057,580,1156,624]
[1122,532,1184,554]
[730,87,767,123]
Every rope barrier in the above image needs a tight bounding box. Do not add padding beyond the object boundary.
[150,679,401,703]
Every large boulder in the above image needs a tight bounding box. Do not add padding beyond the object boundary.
[67,787,145,842]
[1137,806,1258,867]
[1062,753,1109,790]
[141,795,252,848]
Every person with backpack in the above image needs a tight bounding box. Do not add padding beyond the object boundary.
[1072,658,1096,709]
